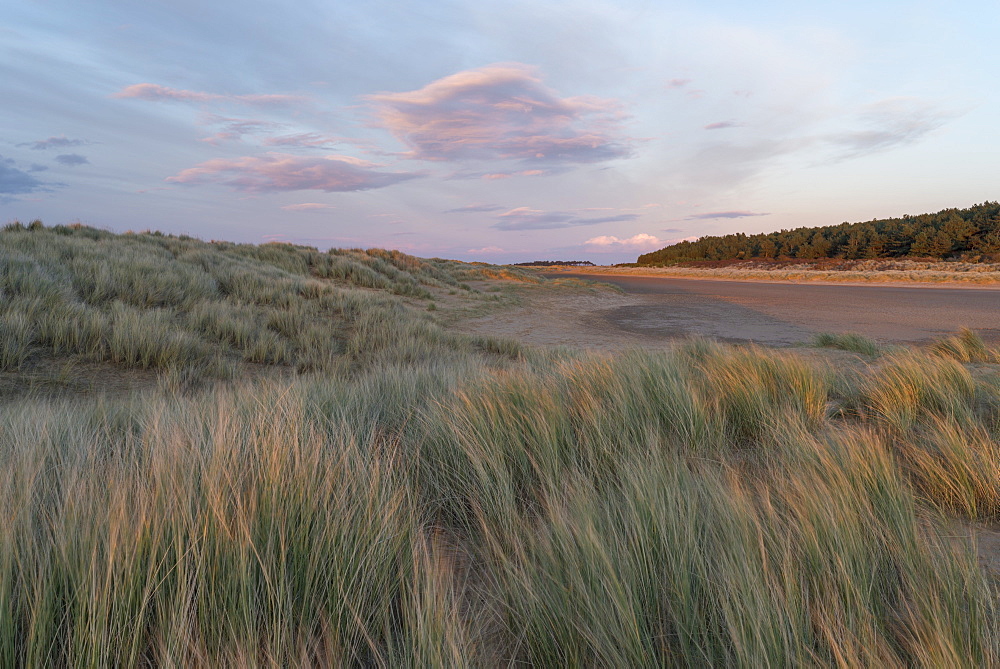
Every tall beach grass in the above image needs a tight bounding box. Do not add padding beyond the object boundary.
[0,221,997,666]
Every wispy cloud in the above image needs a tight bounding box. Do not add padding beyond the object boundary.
[199,117,285,144]
[55,154,89,166]
[263,133,344,149]
[281,202,335,211]
[584,233,663,249]
[681,98,957,193]
[493,207,637,231]
[367,63,633,165]
[445,167,557,181]
[480,169,547,180]
[114,83,307,107]
[114,83,213,103]
[666,78,692,89]
[825,97,954,160]
[19,136,88,150]
[685,210,769,220]
[467,245,505,254]
[445,203,505,213]
[166,153,421,193]
[704,121,742,130]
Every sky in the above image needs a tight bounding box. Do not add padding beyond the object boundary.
[2,0,997,264]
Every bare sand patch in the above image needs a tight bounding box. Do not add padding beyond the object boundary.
[450,286,658,352]
[450,274,1000,349]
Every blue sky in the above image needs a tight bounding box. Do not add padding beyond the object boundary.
[2,0,997,263]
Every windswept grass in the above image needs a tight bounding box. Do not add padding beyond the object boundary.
[0,387,418,666]
[1,221,998,666]
[864,353,979,432]
[484,427,994,666]
[898,415,1000,518]
[931,327,996,363]
[2,342,997,666]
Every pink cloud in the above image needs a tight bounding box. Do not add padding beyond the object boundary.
[585,233,663,250]
[114,83,213,102]
[114,83,306,106]
[467,246,505,254]
[367,63,633,164]
[704,121,742,130]
[165,153,420,193]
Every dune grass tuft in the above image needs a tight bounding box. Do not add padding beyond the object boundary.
[930,327,995,363]
[863,352,978,432]
[812,331,885,356]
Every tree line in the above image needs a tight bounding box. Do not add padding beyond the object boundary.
[637,202,1000,265]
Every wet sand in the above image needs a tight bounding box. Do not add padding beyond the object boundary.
[566,274,1000,346]
[457,275,1000,349]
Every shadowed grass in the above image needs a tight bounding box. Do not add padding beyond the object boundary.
[896,415,1000,519]
[0,312,33,370]
[812,331,885,356]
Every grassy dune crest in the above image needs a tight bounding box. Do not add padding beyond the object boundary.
[0,222,527,385]
[0,223,998,666]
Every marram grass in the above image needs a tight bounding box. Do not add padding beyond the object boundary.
[812,331,885,356]
[1,343,997,666]
[0,222,998,666]
[0,221,528,383]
